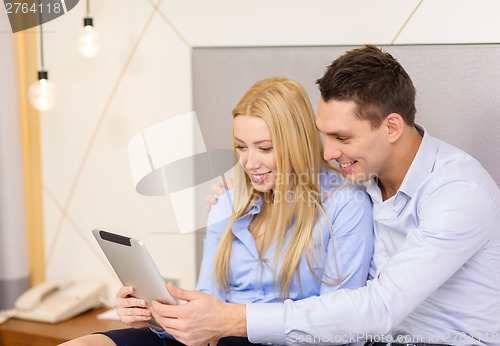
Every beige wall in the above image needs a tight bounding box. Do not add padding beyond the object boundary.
[9,0,500,304]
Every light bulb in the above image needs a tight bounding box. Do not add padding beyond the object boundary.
[28,71,55,111]
[78,17,99,58]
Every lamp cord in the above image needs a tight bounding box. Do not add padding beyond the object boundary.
[38,0,44,70]
[86,0,89,17]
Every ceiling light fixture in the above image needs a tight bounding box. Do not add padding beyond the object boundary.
[28,6,55,111]
[78,0,99,58]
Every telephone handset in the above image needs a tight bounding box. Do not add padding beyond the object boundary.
[14,279,106,323]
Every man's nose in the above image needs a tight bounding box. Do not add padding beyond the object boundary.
[324,138,342,162]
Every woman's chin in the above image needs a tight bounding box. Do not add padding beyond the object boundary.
[252,183,274,193]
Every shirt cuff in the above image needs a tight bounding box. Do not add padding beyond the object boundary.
[149,327,172,339]
[246,303,286,344]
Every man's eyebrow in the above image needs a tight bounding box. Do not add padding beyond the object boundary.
[315,123,331,135]
[327,131,349,137]
[315,124,349,137]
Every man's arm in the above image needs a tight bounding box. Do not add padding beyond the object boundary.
[247,179,492,345]
[320,186,373,293]
[196,190,233,298]
[155,179,493,345]
[151,283,246,346]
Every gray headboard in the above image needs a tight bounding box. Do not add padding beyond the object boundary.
[192,44,500,272]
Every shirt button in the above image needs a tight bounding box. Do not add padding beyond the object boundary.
[382,252,388,258]
[257,290,263,295]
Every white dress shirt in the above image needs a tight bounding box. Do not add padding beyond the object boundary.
[246,125,500,346]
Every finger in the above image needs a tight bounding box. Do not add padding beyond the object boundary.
[206,194,217,212]
[115,296,147,309]
[150,299,181,320]
[149,303,181,332]
[116,285,134,298]
[117,307,151,318]
[210,184,225,196]
[120,313,152,324]
[206,194,216,205]
[167,282,197,302]
[116,286,148,308]
[117,309,152,326]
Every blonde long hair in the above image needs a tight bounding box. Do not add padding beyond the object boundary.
[213,77,340,298]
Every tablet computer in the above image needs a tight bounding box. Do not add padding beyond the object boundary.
[93,229,177,328]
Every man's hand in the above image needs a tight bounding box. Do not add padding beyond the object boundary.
[150,282,246,346]
[206,176,234,212]
[114,286,153,329]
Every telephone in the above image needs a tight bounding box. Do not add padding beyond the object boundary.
[13,279,106,323]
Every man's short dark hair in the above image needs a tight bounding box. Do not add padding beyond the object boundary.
[316,45,417,128]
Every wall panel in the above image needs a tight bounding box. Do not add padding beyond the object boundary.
[193,45,500,272]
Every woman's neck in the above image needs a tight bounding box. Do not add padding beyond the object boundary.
[249,200,279,256]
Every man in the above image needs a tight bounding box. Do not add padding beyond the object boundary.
[151,45,500,346]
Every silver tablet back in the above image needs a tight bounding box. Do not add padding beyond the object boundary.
[93,229,177,307]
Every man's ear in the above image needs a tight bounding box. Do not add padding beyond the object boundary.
[384,113,404,143]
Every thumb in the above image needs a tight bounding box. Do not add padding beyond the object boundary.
[167,282,196,302]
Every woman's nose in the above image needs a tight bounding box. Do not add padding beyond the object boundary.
[245,150,261,170]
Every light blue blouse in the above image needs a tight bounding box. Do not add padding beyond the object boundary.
[153,167,373,341]
[196,167,374,303]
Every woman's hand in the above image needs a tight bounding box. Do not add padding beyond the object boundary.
[114,286,152,329]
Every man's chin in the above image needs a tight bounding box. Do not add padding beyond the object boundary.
[344,171,376,184]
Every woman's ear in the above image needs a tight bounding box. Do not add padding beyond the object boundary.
[384,113,404,143]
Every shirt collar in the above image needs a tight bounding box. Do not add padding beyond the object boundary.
[365,124,437,204]
[397,124,437,198]
[248,195,263,214]
[235,164,331,225]
[231,193,262,233]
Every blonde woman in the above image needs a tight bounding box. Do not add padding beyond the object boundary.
[63,77,373,346]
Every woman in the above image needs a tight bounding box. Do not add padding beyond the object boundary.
[63,77,373,346]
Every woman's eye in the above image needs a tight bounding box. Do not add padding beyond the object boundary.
[235,145,246,151]
[260,147,273,153]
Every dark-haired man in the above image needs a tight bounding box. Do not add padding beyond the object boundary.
[153,45,500,346]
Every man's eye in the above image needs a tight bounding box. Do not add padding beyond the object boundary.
[337,137,348,142]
